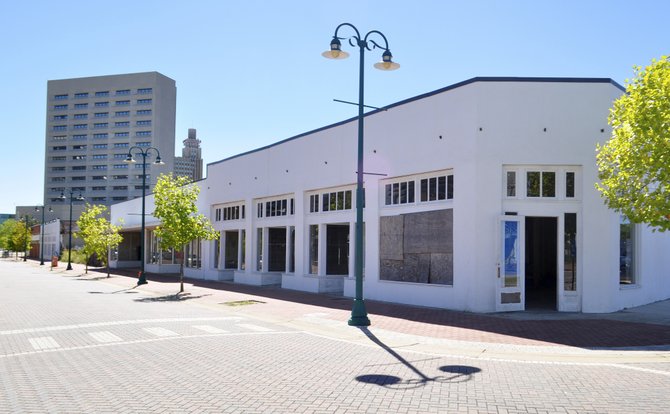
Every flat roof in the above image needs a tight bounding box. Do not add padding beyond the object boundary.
[208,76,624,168]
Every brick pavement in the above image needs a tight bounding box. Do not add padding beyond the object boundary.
[1,258,670,413]
[82,263,670,350]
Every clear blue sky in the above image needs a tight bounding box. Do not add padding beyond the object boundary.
[0,0,668,214]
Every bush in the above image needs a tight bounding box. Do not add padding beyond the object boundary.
[60,249,89,265]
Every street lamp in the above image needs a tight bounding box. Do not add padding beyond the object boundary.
[35,206,53,265]
[124,146,164,285]
[59,191,84,270]
[323,23,399,327]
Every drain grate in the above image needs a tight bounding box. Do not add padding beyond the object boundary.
[220,300,266,307]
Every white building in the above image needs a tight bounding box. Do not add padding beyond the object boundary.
[110,77,670,313]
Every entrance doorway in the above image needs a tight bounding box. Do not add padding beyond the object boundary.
[268,227,287,272]
[224,231,239,269]
[326,224,349,275]
[525,217,557,310]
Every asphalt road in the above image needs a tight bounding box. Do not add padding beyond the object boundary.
[1,259,669,413]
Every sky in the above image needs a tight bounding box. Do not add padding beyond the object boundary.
[0,0,668,214]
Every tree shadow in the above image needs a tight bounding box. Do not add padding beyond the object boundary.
[88,286,140,295]
[355,327,481,389]
[133,292,212,303]
[75,275,114,281]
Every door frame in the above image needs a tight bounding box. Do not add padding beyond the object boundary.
[496,215,525,312]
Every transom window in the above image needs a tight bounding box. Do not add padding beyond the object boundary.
[215,204,245,221]
[256,197,294,218]
[383,172,454,206]
[505,167,579,200]
[308,189,353,213]
[526,171,555,197]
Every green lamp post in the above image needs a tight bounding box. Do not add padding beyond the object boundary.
[124,146,164,286]
[322,23,399,326]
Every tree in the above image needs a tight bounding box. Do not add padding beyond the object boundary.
[152,174,219,292]
[76,204,123,276]
[596,55,670,231]
[2,219,31,261]
[0,219,15,251]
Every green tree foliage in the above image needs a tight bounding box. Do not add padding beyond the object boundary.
[0,219,15,251]
[1,219,32,260]
[152,174,219,292]
[596,56,670,231]
[76,204,123,276]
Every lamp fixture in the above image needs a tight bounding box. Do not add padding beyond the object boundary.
[322,37,350,59]
[373,50,400,71]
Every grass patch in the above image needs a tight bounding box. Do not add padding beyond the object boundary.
[221,300,265,307]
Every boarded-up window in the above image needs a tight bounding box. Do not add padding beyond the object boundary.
[379,209,453,285]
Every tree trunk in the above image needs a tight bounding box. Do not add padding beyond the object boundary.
[179,255,184,293]
[85,255,89,274]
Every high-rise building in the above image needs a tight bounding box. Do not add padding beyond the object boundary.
[174,128,203,181]
[43,72,176,219]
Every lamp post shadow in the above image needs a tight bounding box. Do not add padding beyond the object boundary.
[355,327,481,389]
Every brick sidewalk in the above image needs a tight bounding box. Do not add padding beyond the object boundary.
[75,264,670,350]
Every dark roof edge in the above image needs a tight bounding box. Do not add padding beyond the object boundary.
[207,76,624,168]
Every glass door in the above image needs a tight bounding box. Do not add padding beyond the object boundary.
[496,216,525,311]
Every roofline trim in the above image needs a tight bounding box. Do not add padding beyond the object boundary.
[207,76,624,168]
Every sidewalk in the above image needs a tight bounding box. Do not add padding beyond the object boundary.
[35,259,670,362]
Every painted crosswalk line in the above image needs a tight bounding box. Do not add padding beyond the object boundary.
[28,336,61,350]
[192,325,229,334]
[143,327,179,337]
[89,331,123,343]
[236,323,274,332]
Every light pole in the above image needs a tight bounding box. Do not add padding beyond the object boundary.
[20,216,31,262]
[59,191,84,270]
[322,23,399,326]
[35,206,53,265]
[124,146,164,285]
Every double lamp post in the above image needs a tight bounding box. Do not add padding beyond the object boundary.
[124,146,163,286]
[322,23,399,326]
[34,205,52,265]
[59,191,85,270]
[50,147,161,281]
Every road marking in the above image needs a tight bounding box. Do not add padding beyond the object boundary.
[143,327,179,337]
[0,317,244,336]
[192,325,229,334]
[28,336,60,350]
[237,323,274,332]
[1,331,299,359]
[89,331,123,343]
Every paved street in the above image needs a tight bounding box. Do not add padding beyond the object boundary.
[1,259,669,413]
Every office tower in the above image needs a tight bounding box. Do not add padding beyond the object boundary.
[174,128,203,182]
[44,72,176,219]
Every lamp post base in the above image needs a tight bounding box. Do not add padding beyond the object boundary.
[137,272,148,285]
[348,299,371,326]
[66,263,73,270]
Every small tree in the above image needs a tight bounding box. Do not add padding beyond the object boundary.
[596,55,670,231]
[152,174,219,292]
[7,219,31,261]
[0,219,16,251]
[76,204,123,276]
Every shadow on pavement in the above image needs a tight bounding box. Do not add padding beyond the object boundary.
[133,292,212,303]
[355,327,481,389]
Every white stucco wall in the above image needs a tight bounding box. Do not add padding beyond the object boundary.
[110,78,670,313]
